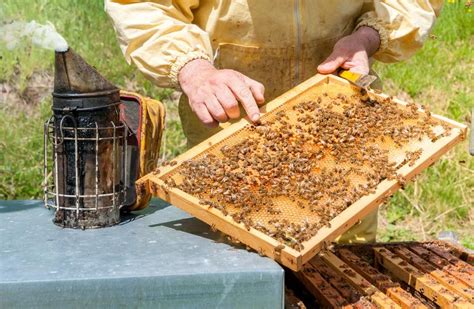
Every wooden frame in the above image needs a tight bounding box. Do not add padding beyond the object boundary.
[318,251,402,308]
[139,74,467,271]
[373,247,472,308]
[296,241,474,307]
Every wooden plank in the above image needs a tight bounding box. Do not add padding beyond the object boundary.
[295,263,352,308]
[319,251,401,309]
[337,248,427,309]
[385,287,430,309]
[337,248,398,290]
[428,241,474,265]
[392,246,474,302]
[319,252,379,296]
[310,257,383,309]
[423,244,474,276]
[311,257,364,304]
[352,298,377,309]
[369,292,402,309]
[409,245,474,288]
[373,247,472,308]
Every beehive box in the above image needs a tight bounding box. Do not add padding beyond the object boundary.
[139,74,467,271]
[294,241,474,308]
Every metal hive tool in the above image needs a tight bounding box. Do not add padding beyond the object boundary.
[139,75,467,271]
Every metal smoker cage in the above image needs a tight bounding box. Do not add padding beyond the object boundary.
[43,116,129,228]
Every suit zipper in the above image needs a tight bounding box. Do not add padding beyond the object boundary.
[293,0,302,86]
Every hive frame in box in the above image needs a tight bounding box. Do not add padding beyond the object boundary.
[296,241,474,308]
[138,74,467,271]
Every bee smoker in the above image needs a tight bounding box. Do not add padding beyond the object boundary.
[43,48,128,228]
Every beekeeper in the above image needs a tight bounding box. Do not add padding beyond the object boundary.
[105,0,441,243]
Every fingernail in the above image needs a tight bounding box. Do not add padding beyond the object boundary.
[317,65,330,73]
[251,113,260,122]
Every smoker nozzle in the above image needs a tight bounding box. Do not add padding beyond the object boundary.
[53,48,120,111]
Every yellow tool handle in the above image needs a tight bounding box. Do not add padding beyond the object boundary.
[338,70,363,84]
[337,69,377,88]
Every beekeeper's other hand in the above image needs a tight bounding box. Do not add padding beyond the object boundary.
[317,26,380,75]
[179,59,265,128]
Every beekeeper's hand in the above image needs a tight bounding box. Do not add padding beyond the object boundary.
[317,26,380,75]
[179,59,265,128]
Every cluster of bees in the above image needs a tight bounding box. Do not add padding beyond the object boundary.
[164,89,449,250]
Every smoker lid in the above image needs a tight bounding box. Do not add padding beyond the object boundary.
[53,48,120,111]
[54,48,118,94]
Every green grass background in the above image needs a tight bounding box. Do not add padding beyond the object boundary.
[0,1,472,247]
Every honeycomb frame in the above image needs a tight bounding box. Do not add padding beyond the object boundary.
[139,75,467,271]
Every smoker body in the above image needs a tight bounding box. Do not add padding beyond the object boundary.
[44,49,127,228]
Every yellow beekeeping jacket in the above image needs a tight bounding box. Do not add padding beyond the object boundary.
[106,0,441,241]
[105,0,441,94]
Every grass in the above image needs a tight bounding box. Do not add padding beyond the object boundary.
[0,1,472,247]
[374,1,474,248]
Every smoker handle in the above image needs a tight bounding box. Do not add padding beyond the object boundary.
[470,107,474,156]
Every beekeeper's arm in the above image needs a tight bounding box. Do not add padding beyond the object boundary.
[318,0,442,75]
[105,0,263,127]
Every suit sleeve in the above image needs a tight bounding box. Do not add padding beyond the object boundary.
[356,0,443,62]
[105,0,213,89]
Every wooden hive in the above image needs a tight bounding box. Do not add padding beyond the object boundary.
[294,241,474,308]
[138,74,467,271]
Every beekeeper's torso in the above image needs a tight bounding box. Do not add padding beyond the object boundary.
[106,0,440,100]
